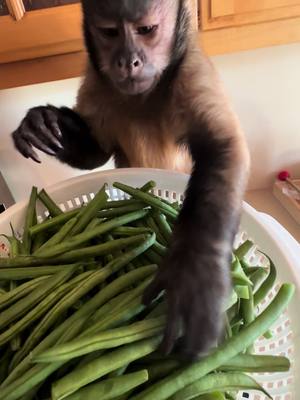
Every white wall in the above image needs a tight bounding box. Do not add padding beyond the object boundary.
[0,43,300,201]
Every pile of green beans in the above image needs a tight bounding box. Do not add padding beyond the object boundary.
[0,181,294,400]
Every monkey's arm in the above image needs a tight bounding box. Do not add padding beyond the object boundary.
[144,70,250,358]
[12,105,111,169]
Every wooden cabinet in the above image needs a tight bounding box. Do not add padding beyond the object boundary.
[1,0,300,89]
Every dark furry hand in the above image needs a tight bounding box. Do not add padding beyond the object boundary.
[143,235,230,360]
[12,106,63,163]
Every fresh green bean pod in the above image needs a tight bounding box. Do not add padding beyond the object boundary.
[112,226,152,236]
[0,276,49,311]
[152,241,167,257]
[145,216,167,245]
[51,336,161,400]
[29,209,80,236]
[38,188,63,217]
[34,209,149,258]
[0,268,77,346]
[0,234,147,267]
[0,267,76,330]
[152,212,172,243]
[34,317,165,363]
[234,240,254,260]
[113,182,178,219]
[63,370,149,400]
[219,354,290,373]
[140,180,156,192]
[254,254,277,306]
[98,203,146,219]
[22,186,38,254]
[70,185,108,235]
[130,284,294,400]
[250,268,269,293]
[0,263,82,280]
[170,372,270,400]
[34,217,78,254]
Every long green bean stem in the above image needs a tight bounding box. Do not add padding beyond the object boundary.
[170,372,270,400]
[51,337,161,400]
[29,209,80,236]
[70,185,108,235]
[34,209,149,258]
[130,284,294,400]
[64,370,149,400]
[22,186,38,254]
[0,234,147,267]
[38,189,63,217]
[113,182,178,219]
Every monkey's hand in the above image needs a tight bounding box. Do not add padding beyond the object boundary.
[12,105,110,169]
[143,224,231,360]
[12,106,65,163]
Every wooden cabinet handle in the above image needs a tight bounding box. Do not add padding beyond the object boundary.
[6,0,25,20]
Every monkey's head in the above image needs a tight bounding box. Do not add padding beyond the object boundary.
[81,0,189,96]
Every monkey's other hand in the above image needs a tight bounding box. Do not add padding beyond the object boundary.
[143,237,230,360]
[12,106,63,163]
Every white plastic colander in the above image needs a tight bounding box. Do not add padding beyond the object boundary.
[0,168,299,400]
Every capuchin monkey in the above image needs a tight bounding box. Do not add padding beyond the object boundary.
[12,0,250,359]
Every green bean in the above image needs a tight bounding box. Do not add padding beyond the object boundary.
[31,230,49,253]
[0,276,49,311]
[0,268,75,330]
[234,240,254,260]
[219,354,290,373]
[98,203,147,218]
[22,186,38,254]
[0,288,6,295]
[193,393,226,400]
[34,317,165,363]
[231,257,252,286]
[10,268,109,367]
[0,348,11,385]
[140,180,156,192]
[170,372,270,400]
[152,241,167,257]
[84,217,103,231]
[145,248,162,264]
[234,285,249,299]
[0,264,82,280]
[130,284,294,400]
[254,254,277,306]
[64,370,149,400]
[145,216,167,245]
[152,212,172,243]
[112,226,152,236]
[0,269,77,346]
[147,360,180,381]
[113,182,178,219]
[51,337,161,400]
[3,255,156,387]
[249,268,269,293]
[240,283,255,352]
[0,234,147,267]
[30,209,80,236]
[105,199,144,208]
[34,217,78,254]
[70,185,108,235]
[38,188,63,217]
[34,209,149,258]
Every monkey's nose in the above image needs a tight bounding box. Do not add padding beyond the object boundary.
[116,55,143,78]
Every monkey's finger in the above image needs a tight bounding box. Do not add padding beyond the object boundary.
[28,111,63,150]
[43,108,63,139]
[160,292,181,355]
[23,130,57,156]
[142,275,165,306]
[13,133,41,163]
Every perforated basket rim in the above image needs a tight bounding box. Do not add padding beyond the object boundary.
[0,168,299,400]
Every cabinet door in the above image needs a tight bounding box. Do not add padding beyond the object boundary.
[0,1,82,64]
[201,0,300,30]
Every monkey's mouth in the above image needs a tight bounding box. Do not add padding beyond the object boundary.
[116,77,156,95]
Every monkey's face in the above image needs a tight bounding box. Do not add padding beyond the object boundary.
[82,0,179,95]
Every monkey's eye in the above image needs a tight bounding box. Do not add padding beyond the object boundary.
[137,25,158,35]
[99,28,119,38]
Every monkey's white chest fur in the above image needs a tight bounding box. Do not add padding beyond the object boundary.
[117,122,192,173]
